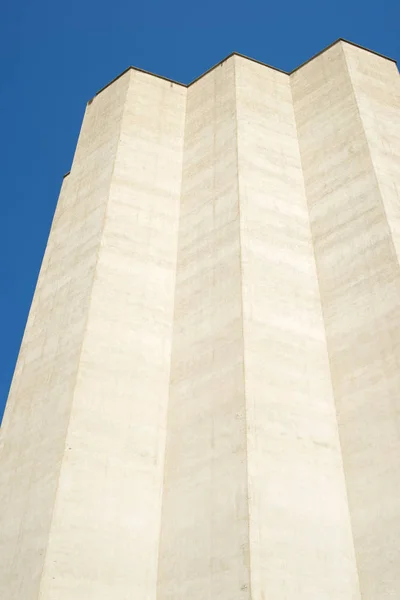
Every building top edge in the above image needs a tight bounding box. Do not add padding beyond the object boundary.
[90,38,397,101]
[291,38,397,73]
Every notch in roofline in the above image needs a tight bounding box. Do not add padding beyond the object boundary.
[88,38,397,103]
[65,38,396,180]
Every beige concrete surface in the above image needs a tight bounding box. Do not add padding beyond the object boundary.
[39,70,186,600]
[0,71,131,599]
[236,54,360,599]
[292,41,400,600]
[157,56,250,600]
[343,44,400,600]
[1,39,399,600]
[0,70,186,600]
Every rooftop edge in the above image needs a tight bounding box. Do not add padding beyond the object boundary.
[91,38,397,101]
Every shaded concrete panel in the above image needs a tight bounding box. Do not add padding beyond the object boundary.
[343,46,400,268]
[292,41,400,600]
[342,44,400,600]
[236,55,359,599]
[38,71,186,599]
[158,58,250,600]
[0,73,130,599]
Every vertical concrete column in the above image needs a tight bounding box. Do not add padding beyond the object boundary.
[342,47,400,600]
[158,58,251,599]
[235,55,359,599]
[0,69,186,600]
[292,40,400,599]
[0,71,131,600]
[38,71,186,600]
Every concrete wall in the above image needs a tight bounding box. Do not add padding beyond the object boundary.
[1,39,400,600]
[0,71,130,600]
[343,46,400,599]
[0,70,186,599]
[236,55,360,599]
[157,57,251,600]
[291,41,400,600]
[39,71,186,600]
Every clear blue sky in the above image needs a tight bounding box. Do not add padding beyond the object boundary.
[0,0,399,420]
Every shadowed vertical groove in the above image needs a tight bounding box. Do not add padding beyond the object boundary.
[37,73,131,600]
[233,55,253,600]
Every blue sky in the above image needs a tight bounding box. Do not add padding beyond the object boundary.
[0,0,399,420]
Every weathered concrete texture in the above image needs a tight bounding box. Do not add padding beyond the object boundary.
[0,72,130,599]
[0,70,186,600]
[292,41,400,600]
[1,39,400,600]
[38,71,186,600]
[236,54,360,599]
[158,57,250,600]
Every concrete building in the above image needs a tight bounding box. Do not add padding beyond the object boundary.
[0,38,399,599]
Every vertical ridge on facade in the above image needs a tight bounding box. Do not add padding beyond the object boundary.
[291,39,400,600]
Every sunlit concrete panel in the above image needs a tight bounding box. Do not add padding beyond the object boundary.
[38,71,186,600]
[0,72,131,600]
[0,68,186,600]
[292,40,400,600]
[157,57,251,600]
[236,54,360,600]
